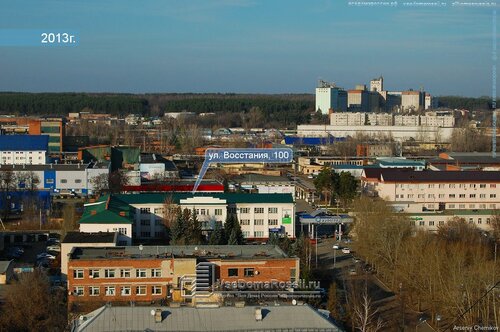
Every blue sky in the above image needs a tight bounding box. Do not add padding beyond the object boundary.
[0,0,497,96]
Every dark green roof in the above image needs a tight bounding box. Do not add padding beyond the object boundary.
[79,195,134,225]
[115,193,294,205]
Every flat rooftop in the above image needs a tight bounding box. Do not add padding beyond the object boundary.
[75,304,341,332]
[70,245,291,261]
[62,232,117,244]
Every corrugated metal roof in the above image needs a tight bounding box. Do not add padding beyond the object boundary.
[75,305,342,332]
[0,135,48,151]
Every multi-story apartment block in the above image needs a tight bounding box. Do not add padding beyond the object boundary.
[394,114,419,126]
[361,168,500,231]
[79,193,295,242]
[420,112,455,127]
[330,112,365,126]
[67,245,299,307]
[367,113,393,126]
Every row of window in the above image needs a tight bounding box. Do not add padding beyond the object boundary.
[73,285,163,296]
[396,183,496,189]
[139,207,224,216]
[396,193,497,199]
[240,219,279,226]
[413,217,492,227]
[240,208,279,214]
[139,231,165,238]
[73,268,162,279]
[228,268,255,277]
[447,204,496,209]
[1,151,44,154]
[242,231,265,238]
[44,178,82,184]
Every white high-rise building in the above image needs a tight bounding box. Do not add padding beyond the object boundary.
[315,80,347,114]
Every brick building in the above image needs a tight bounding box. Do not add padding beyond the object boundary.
[67,245,299,308]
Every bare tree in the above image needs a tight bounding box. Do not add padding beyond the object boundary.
[352,291,385,332]
[0,270,67,331]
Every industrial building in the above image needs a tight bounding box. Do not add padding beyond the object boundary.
[0,135,49,165]
[315,80,347,114]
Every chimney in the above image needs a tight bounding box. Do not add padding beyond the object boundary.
[91,210,97,215]
[119,211,126,217]
[154,309,162,323]
[255,307,263,321]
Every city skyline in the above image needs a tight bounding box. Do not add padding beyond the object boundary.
[0,0,497,97]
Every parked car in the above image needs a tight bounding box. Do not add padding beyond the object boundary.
[341,247,351,254]
[37,252,56,260]
[46,245,61,252]
[348,268,357,276]
[332,244,340,250]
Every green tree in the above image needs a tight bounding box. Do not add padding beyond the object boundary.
[209,221,226,245]
[327,282,341,321]
[225,214,244,244]
[336,171,358,207]
[170,209,188,245]
[314,167,334,205]
[186,208,204,245]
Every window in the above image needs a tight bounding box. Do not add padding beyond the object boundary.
[104,269,115,278]
[449,184,455,188]
[240,219,250,225]
[480,194,486,198]
[438,194,445,198]
[470,194,476,198]
[439,221,444,226]
[61,179,67,183]
[121,286,131,296]
[268,207,278,213]
[215,209,223,216]
[140,208,151,214]
[74,286,84,296]
[290,268,297,283]
[119,228,127,235]
[73,269,84,279]
[136,286,146,295]
[491,184,497,188]
[419,221,425,226]
[459,204,465,209]
[255,219,264,226]
[469,218,474,224]
[268,219,278,226]
[428,194,434,199]
[478,218,482,224]
[75,179,82,183]
[140,231,149,237]
[89,269,100,278]
[254,208,264,214]
[136,269,147,278]
[141,219,150,226]
[200,209,206,215]
[428,184,434,188]
[487,218,491,224]
[244,268,255,277]
[254,231,264,237]
[105,286,115,296]
[242,231,250,238]
[459,194,465,198]
[491,194,497,198]
[152,286,162,295]
[449,194,456,198]
[429,221,434,226]
[438,184,445,189]
[469,204,475,209]
[418,194,424,199]
[490,204,497,209]
[407,194,414,199]
[152,268,162,277]
[240,208,250,214]
[46,178,54,184]
[480,184,486,188]
[228,268,238,277]
[449,204,455,208]
[120,269,131,278]
[89,286,100,296]
[480,204,486,209]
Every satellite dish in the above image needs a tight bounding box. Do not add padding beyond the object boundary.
[292,299,297,306]
[150,309,156,316]
[139,244,144,251]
